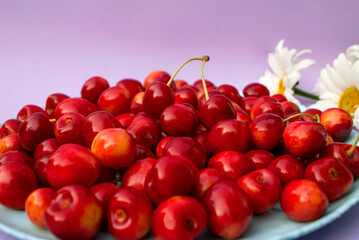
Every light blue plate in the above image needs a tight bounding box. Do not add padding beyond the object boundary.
[0,132,358,240]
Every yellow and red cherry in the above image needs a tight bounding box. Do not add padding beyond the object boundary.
[320,108,353,142]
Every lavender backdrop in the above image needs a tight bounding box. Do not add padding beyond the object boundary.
[0,0,358,239]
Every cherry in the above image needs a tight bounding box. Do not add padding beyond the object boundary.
[207,151,252,181]
[153,196,207,240]
[144,70,172,89]
[34,138,60,160]
[197,89,223,110]
[54,97,98,119]
[115,113,134,129]
[82,111,120,148]
[267,154,304,186]
[0,134,21,156]
[135,144,155,160]
[244,149,275,170]
[281,101,301,116]
[217,84,243,105]
[81,76,110,104]
[17,105,45,121]
[202,180,253,239]
[193,79,215,91]
[162,137,206,169]
[194,168,223,200]
[33,154,51,186]
[240,96,258,115]
[243,83,270,97]
[175,79,188,89]
[18,112,55,151]
[54,112,86,145]
[271,94,287,102]
[156,136,174,158]
[116,78,144,100]
[320,108,353,142]
[142,81,175,119]
[198,94,236,129]
[126,112,161,150]
[129,91,145,114]
[97,86,131,116]
[145,155,199,206]
[304,157,353,201]
[0,150,34,167]
[160,104,199,137]
[250,113,285,150]
[250,96,284,120]
[174,86,198,108]
[302,108,322,121]
[45,93,70,119]
[0,119,21,137]
[280,179,329,222]
[207,119,250,155]
[235,109,251,126]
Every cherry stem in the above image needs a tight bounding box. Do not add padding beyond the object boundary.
[201,56,210,101]
[167,56,209,87]
[347,134,359,156]
[293,87,319,100]
[111,176,122,185]
[283,112,320,122]
[49,119,56,122]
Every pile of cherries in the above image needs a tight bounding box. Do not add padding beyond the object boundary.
[0,56,358,240]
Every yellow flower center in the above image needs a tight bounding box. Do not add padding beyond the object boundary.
[338,87,359,117]
[278,78,286,95]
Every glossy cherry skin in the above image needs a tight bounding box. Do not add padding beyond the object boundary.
[281,101,301,115]
[122,157,157,194]
[175,79,188,89]
[243,83,270,97]
[162,137,206,169]
[45,93,70,119]
[235,109,251,126]
[153,196,207,240]
[25,187,56,228]
[250,96,285,120]
[0,150,33,167]
[207,151,252,181]
[155,136,174,158]
[91,128,136,170]
[108,187,153,240]
[135,144,155,160]
[193,79,215,91]
[197,90,222,110]
[17,105,45,121]
[250,113,285,150]
[305,157,353,201]
[237,168,282,214]
[283,121,328,158]
[144,70,172,89]
[240,96,258,115]
[144,83,176,120]
[33,138,60,160]
[126,112,161,151]
[116,78,144,100]
[33,154,51,186]
[18,112,55,151]
[174,86,198,109]
[280,179,329,222]
[129,91,145,114]
[54,97,98,119]
[194,168,223,200]
[0,162,39,209]
[267,154,304,186]
[90,182,119,225]
[207,119,250,155]
[81,76,110,104]
[320,142,359,178]
[160,104,199,137]
[245,149,275,170]
[145,155,199,206]
[217,84,243,105]
[302,108,322,121]
[115,113,135,129]
[320,108,353,142]
[97,86,132,116]
[202,180,253,239]
[82,111,120,148]
[271,94,287,102]
[198,95,236,130]
[54,112,86,145]
[45,185,103,240]
[47,143,100,188]
[0,134,21,156]
[0,119,21,137]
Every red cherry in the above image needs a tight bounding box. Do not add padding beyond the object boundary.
[45,93,70,119]
[97,86,131,116]
[267,154,304,186]
[250,96,284,120]
[193,79,215,91]
[320,108,353,142]
[81,76,110,104]
[240,96,258,115]
[17,105,45,121]
[116,78,144,100]
[0,134,21,156]
[271,94,287,102]
[194,168,223,200]
[144,70,173,89]
[0,119,21,137]
[217,84,243,105]
[34,138,60,160]
[243,83,270,97]
[174,86,198,109]
[54,97,98,119]
[54,112,86,145]
[244,149,275,170]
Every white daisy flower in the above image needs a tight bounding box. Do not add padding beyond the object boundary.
[310,53,359,118]
[346,44,359,64]
[259,39,315,104]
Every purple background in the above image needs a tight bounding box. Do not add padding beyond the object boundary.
[1,1,359,239]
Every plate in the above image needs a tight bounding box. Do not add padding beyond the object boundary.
[0,132,358,240]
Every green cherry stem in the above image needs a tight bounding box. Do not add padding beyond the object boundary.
[166,56,209,87]
[293,87,320,100]
[347,134,359,156]
[283,112,320,122]
[201,55,210,101]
